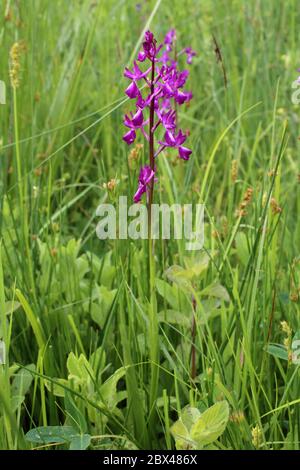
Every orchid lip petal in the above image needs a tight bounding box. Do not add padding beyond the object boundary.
[123,129,136,145]
[178,146,192,160]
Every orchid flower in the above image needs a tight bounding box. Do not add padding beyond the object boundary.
[122,29,195,201]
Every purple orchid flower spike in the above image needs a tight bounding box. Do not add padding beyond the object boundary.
[122,29,194,201]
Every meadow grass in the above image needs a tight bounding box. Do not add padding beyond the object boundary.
[0,0,299,450]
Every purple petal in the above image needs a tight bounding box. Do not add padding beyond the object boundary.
[177,70,189,87]
[124,114,133,128]
[133,61,150,79]
[125,81,140,99]
[164,130,176,147]
[176,130,187,145]
[133,165,155,202]
[178,146,192,160]
[139,165,155,184]
[124,67,135,79]
[145,31,154,42]
[176,90,189,104]
[138,51,147,62]
[123,129,136,145]
[164,29,176,45]
[133,184,145,203]
[131,108,144,127]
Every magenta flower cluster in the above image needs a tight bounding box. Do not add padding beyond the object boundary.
[122,30,195,203]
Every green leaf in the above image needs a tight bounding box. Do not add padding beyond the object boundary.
[190,401,229,447]
[265,343,288,361]
[4,301,21,315]
[158,310,191,327]
[156,278,180,310]
[69,434,91,450]
[181,406,201,430]
[100,367,126,409]
[235,232,250,266]
[65,392,87,433]
[11,364,35,397]
[44,378,69,397]
[25,426,78,444]
[183,252,211,278]
[11,364,35,410]
[67,352,93,384]
[91,286,117,328]
[201,281,230,302]
[170,419,194,450]
[164,265,193,292]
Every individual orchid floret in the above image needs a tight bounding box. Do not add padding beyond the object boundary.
[123,129,136,145]
[125,81,140,99]
[134,165,156,203]
[178,145,192,160]
[164,29,176,52]
[159,129,192,160]
[175,89,193,104]
[155,109,176,131]
[123,108,149,144]
[160,129,186,148]
[124,61,151,80]
[124,108,146,129]
[184,47,196,64]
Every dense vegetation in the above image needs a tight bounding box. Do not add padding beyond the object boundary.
[0,0,299,450]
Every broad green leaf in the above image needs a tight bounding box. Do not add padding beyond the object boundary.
[67,352,94,384]
[183,252,210,278]
[90,302,106,329]
[4,301,21,315]
[69,434,91,450]
[11,395,26,412]
[86,251,115,288]
[165,265,193,292]
[170,419,194,450]
[158,310,191,327]
[91,286,117,328]
[235,232,250,266]
[65,392,87,433]
[200,282,230,302]
[181,406,201,430]
[11,364,35,398]
[190,401,229,446]
[45,378,68,397]
[156,278,180,310]
[100,367,126,409]
[67,352,83,381]
[25,426,78,444]
[265,343,288,361]
[89,346,106,374]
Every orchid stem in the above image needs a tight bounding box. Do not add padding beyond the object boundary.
[191,296,197,382]
[148,58,158,430]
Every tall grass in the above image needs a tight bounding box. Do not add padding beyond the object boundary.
[0,0,299,450]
